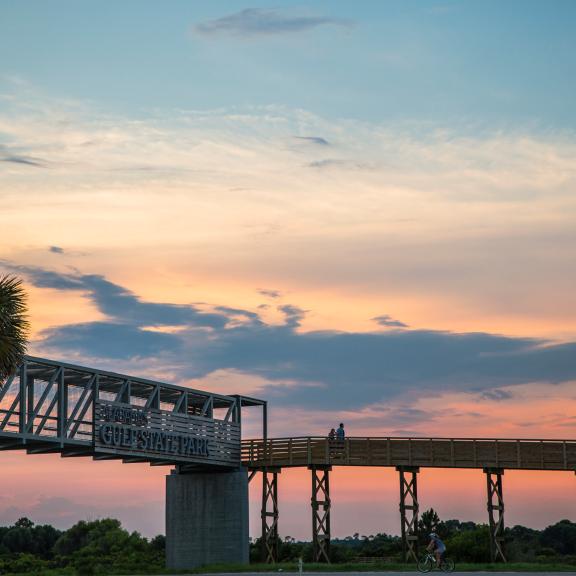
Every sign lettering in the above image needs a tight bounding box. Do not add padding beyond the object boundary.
[93,400,238,466]
[98,423,210,457]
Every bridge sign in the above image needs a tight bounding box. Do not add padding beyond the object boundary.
[94,400,239,466]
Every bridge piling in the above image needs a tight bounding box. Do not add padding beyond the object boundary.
[397,466,420,562]
[166,467,250,570]
[261,467,281,563]
[310,465,332,562]
[484,468,506,562]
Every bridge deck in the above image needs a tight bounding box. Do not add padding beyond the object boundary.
[242,436,576,471]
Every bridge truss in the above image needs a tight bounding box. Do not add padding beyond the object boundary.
[0,356,263,468]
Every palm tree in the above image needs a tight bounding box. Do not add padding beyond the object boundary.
[0,275,29,381]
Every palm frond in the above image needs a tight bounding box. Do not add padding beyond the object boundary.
[0,275,30,381]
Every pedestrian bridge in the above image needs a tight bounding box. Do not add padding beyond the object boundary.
[241,435,576,470]
[0,356,574,568]
[241,435,576,564]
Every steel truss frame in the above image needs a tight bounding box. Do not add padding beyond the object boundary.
[310,465,331,563]
[0,356,245,467]
[397,466,419,562]
[485,468,506,562]
[261,468,280,563]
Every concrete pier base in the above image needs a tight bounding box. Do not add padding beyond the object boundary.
[166,468,249,570]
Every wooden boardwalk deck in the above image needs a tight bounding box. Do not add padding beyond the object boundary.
[242,436,576,471]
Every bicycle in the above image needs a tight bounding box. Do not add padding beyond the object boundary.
[417,552,455,573]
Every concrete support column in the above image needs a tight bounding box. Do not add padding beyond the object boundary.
[166,467,249,570]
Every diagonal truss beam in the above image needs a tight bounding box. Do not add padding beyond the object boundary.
[66,375,96,432]
[25,368,61,434]
[35,391,59,435]
[144,385,160,409]
[0,373,17,405]
[224,397,238,423]
[201,396,213,418]
[0,392,21,430]
[174,391,188,414]
[68,376,98,439]
[115,380,131,404]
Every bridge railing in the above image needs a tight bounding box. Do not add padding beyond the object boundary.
[241,436,576,471]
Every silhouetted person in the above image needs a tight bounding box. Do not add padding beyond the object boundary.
[336,422,345,441]
[327,428,337,457]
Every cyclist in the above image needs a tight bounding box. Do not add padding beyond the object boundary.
[427,532,446,566]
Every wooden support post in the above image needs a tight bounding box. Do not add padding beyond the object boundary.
[484,468,506,562]
[397,466,419,563]
[261,468,281,564]
[310,465,331,563]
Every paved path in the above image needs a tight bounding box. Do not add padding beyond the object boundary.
[154,572,576,576]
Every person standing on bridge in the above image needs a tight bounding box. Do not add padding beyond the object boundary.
[328,428,337,457]
[336,423,345,441]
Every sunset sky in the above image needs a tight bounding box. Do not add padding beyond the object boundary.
[0,0,575,539]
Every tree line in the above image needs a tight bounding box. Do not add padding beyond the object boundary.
[0,517,164,574]
[0,512,574,574]
[250,509,576,565]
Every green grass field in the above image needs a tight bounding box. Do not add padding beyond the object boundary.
[181,562,576,574]
[3,561,576,575]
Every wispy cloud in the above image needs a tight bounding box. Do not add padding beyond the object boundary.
[193,8,351,37]
[480,388,513,401]
[294,136,330,146]
[258,288,282,299]
[0,144,46,167]
[0,155,45,167]
[277,304,307,329]
[372,314,409,328]
[306,158,352,169]
[3,263,229,330]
